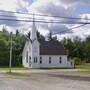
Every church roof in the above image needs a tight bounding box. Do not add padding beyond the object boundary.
[39,41,67,55]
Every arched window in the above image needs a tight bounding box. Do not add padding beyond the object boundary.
[59,57,62,64]
[40,57,42,60]
[34,57,36,63]
[49,57,51,60]
[29,56,31,60]
[29,56,31,66]
[49,57,51,64]
[40,57,42,64]
[40,60,42,64]
[34,57,38,63]
[49,60,51,64]
[60,57,62,60]
[59,60,62,64]
[26,51,28,63]
[35,57,37,63]
[29,56,31,63]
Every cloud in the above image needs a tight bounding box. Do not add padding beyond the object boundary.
[28,0,75,15]
[0,12,20,26]
[0,0,90,40]
[0,0,31,32]
[26,0,90,40]
[0,0,18,11]
[57,23,90,41]
[27,0,80,36]
[48,24,72,34]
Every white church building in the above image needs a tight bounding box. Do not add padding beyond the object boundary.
[22,21,74,68]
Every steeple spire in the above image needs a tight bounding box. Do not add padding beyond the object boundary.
[30,14,37,41]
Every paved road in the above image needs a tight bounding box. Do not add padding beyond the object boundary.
[0,70,90,90]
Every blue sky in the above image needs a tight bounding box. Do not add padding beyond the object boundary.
[75,4,90,14]
[0,0,90,40]
[24,0,33,4]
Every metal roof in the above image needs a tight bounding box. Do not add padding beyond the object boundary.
[40,41,67,55]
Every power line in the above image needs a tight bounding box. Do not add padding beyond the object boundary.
[0,14,63,22]
[0,10,90,21]
[0,14,31,19]
[0,10,88,37]
[0,18,90,24]
[53,24,87,35]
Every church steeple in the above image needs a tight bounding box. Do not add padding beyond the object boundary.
[30,15,37,41]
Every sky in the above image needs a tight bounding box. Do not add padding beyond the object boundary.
[0,0,90,40]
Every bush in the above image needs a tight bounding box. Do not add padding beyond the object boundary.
[73,57,81,65]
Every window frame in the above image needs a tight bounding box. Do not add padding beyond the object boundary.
[40,57,42,64]
[29,56,31,63]
[34,57,38,63]
[49,57,51,64]
[26,51,28,63]
[59,57,62,64]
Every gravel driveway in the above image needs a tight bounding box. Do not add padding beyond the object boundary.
[0,70,90,90]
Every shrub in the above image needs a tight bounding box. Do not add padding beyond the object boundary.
[73,57,81,65]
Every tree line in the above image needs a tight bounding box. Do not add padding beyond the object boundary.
[0,27,90,66]
[61,36,90,64]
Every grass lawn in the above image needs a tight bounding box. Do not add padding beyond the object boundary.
[75,63,90,74]
[0,67,29,70]
[75,63,90,70]
[0,67,58,70]
[75,71,90,74]
[0,67,73,70]
[6,72,31,77]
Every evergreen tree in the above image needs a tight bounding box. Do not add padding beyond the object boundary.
[48,30,58,42]
[37,31,45,41]
[16,29,19,36]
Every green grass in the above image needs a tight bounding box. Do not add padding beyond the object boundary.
[75,63,90,70]
[0,67,29,70]
[0,67,73,70]
[74,63,90,75]
[1,63,90,71]
[75,71,90,74]
[6,72,31,77]
[0,67,55,70]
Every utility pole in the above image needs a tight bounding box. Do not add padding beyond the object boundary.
[9,32,12,73]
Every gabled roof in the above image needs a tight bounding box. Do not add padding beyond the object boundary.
[39,41,67,55]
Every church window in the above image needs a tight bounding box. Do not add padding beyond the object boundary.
[36,57,37,63]
[34,57,35,63]
[60,57,62,60]
[40,60,42,64]
[59,60,62,64]
[49,57,51,60]
[40,57,42,60]
[49,57,51,64]
[59,57,62,64]
[40,57,42,64]
[26,51,28,63]
[49,60,51,64]
[29,56,31,63]
[34,57,37,63]
[29,56,31,60]
[34,57,38,63]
